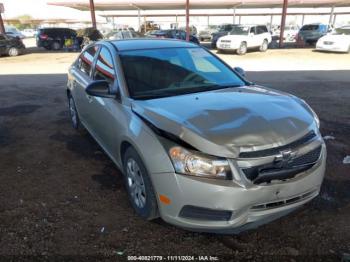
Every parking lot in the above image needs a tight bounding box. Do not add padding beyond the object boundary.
[0,39,350,259]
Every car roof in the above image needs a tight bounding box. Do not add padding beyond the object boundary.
[109,38,198,51]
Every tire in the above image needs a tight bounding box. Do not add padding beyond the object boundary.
[51,41,61,50]
[123,147,158,220]
[259,39,268,52]
[68,95,81,130]
[236,42,247,55]
[8,47,19,57]
[348,45,350,54]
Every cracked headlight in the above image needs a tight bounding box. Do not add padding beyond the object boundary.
[168,146,231,180]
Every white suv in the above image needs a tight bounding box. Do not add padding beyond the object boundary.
[217,25,272,55]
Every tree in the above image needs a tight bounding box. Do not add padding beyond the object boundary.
[9,14,35,30]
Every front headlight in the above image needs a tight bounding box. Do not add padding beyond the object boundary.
[168,146,231,180]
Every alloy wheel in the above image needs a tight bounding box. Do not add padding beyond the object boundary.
[126,158,147,209]
[69,97,78,128]
[8,47,19,57]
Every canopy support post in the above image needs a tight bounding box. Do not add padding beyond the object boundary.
[279,0,288,48]
[89,0,97,29]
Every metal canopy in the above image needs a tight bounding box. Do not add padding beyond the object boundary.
[48,0,350,11]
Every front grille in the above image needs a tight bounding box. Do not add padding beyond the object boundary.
[252,190,317,210]
[290,146,322,167]
[239,130,316,158]
[324,41,334,45]
[242,145,322,184]
[179,205,232,221]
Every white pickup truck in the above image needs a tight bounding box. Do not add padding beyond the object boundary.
[217,25,272,55]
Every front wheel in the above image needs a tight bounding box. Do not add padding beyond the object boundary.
[123,147,158,220]
[236,42,247,55]
[8,47,19,57]
[259,40,268,52]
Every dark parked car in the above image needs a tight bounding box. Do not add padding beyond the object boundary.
[297,23,329,45]
[0,34,25,56]
[211,24,238,48]
[149,29,200,44]
[36,28,77,50]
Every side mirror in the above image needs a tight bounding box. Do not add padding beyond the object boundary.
[85,80,118,98]
[234,67,246,77]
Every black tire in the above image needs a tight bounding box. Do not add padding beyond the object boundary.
[68,94,81,130]
[348,45,350,54]
[123,147,158,220]
[259,39,268,52]
[8,47,19,57]
[51,41,61,50]
[236,42,247,55]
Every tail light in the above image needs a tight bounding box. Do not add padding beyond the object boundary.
[39,34,49,40]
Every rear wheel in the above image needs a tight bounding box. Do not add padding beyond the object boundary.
[51,41,61,50]
[236,42,247,55]
[348,45,350,53]
[123,147,158,220]
[259,39,268,52]
[68,95,81,130]
[8,47,19,57]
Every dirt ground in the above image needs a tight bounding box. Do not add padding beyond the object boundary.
[0,44,350,261]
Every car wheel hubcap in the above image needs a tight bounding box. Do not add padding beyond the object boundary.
[126,158,146,209]
[263,42,267,50]
[69,98,77,126]
[9,48,18,56]
[240,44,246,53]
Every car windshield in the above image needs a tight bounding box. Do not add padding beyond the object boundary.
[229,26,250,35]
[301,25,319,31]
[119,47,245,100]
[332,28,350,35]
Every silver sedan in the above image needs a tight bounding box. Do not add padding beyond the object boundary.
[67,39,326,233]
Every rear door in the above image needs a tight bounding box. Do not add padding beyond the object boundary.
[70,45,100,128]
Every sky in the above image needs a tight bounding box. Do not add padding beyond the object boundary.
[1,0,349,29]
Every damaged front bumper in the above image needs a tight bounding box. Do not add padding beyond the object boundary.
[151,144,326,233]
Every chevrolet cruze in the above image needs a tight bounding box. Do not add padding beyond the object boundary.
[67,39,326,233]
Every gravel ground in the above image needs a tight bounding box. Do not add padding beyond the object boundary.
[0,45,349,261]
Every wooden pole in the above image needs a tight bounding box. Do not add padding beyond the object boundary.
[89,0,97,29]
[185,0,190,41]
[279,0,288,48]
[0,12,5,34]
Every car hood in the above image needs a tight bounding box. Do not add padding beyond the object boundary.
[131,86,317,158]
[218,35,247,42]
[318,34,350,43]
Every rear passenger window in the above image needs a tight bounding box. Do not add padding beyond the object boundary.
[79,46,98,76]
[257,26,268,34]
[94,47,115,84]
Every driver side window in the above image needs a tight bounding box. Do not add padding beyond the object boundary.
[250,27,256,34]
